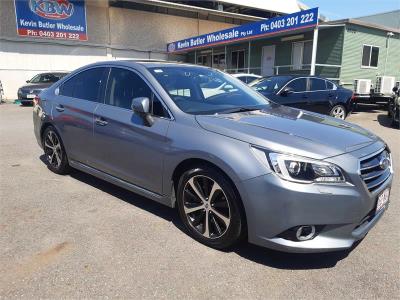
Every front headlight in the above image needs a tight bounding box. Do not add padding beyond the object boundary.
[252,147,345,184]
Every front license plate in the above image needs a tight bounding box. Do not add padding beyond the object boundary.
[376,188,390,212]
[27,94,36,99]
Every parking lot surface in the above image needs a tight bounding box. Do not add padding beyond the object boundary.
[0,103,399,299]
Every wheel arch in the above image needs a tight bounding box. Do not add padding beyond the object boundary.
[170,157,248,229]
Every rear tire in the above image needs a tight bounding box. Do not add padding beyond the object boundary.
[42,126,70,175]
[176,165,246,249]
[329,104,347,120]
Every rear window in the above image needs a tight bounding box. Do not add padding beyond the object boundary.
[309,78,326,91]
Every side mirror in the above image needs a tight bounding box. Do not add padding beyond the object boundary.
[393,86,399,93]
[280,86,294,96]
[26,80,30,83]
[131,97,154,126]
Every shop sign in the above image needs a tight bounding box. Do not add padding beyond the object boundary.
[14,0,87,41]
[168,8,318,53]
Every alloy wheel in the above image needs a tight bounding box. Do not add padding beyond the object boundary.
[331,106,346,119]
[183,175,231,239]
[44,130,62,168]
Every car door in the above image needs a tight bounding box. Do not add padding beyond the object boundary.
[52,67,108,164]
[92,67,172,195]
[306,78,334,114]
[278,78,308,109]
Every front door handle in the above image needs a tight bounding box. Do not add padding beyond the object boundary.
[95,117,108,126]
[55,104,64,112]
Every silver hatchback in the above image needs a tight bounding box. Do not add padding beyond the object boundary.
[33,61,394,253]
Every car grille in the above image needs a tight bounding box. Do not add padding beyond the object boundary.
[359,148,392,192]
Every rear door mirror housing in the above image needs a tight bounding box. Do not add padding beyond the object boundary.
[131,97,154,127]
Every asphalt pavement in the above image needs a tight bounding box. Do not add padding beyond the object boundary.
[0,103,399,299]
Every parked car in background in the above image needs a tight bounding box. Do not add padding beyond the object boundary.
[33,61,393,253]
[18,72,68,105]
[231,73,262,84]
[250,75,354,119]
[388,86,399,128]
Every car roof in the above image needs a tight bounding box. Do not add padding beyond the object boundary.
[260,75,329,80]
[232,73,261,77]
[36,72,68,76]
[81,59,214,70]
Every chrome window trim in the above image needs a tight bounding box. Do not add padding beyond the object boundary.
[277,76,309,94]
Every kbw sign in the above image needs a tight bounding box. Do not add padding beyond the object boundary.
[167,8,318,53]
[14,0,87,41]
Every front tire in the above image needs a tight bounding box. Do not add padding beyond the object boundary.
[176,165,246,249]
[330,104,347,120]
[42,126,70,174]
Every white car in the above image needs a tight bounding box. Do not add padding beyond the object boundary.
[231,73,262,84]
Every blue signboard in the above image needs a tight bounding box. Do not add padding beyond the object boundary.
[14,0,87,41]
[168,8,318,52]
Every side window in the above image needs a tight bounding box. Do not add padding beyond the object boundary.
[326,80,334,90]
[309,78,326,91]
[286,78,307,92]
[106,68,168,117]
[60,67,106,102]
[60,76,75,97]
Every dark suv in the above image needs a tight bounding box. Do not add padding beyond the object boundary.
[250,75,354,119]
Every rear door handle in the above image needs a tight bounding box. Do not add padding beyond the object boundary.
[95,117,108,126]
[55,104,64,112]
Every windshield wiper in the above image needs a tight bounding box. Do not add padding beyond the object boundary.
[218,106,263,114]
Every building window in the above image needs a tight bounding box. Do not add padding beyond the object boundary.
[197,55,208,66]
[213,53,226,70]
[292,41,312,70]
[231,50,245,72]
[361,45,379,68]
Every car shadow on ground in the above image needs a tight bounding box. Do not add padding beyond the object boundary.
[40,155,354,270]
[351,103,385,115]
[377,114,398,129]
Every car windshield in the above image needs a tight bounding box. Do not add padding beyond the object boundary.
[249,76,292,93]
[30,73,65,84]
[149,66,269,115]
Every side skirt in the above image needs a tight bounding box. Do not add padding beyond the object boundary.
[69,160,173,207]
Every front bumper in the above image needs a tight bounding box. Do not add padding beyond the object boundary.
[240,147,392,253]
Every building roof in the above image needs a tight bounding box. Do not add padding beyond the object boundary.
[326,17,400,34]
[355,10,400,30]
[217,0,303,14]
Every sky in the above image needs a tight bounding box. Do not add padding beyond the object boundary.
[301,0,400,20]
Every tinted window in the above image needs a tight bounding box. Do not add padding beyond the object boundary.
[326,81,334,90]
[286,78,307,92]
[250,76,292,93]
[309,78,326,91]
[236,76,247,83]
[106,68,168,117]
[60,68,106,102]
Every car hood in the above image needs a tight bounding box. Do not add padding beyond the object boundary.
[20,83,52,90]
[196,104,380,159]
